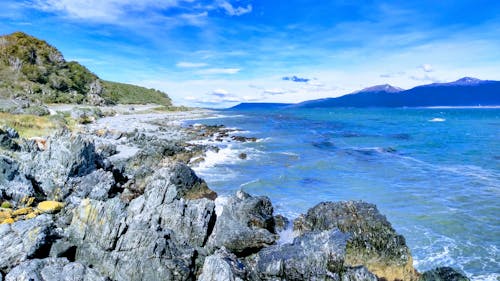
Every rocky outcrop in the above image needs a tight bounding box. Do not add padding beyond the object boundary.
[0,215,56,272]
[245,229,349,280]
[22,132,100,199]
[5,258,108,281]
[65,164,217,281]
[199,247,247,281]
[0,125,471,281]
[294,201,418,281]
[206,191,277,256]
[0,127,20,150]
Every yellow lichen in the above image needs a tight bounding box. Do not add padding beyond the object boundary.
[37,201,64,213]
[25,211,40,219]
[1,218,15,224]
[0,210,12,221]
[12,207,33,216]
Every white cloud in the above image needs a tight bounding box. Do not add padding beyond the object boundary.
[196,68,241,75]
[217,0,252,16]
[419,64,434,72]
[176,61,208,68]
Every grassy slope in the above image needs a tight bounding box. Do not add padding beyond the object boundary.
[102,81,172,106]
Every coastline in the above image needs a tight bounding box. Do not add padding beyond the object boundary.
[0,108,471,280]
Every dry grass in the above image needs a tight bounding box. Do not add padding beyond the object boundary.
[0,112,74,138]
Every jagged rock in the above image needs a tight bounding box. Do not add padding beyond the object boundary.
[66,169,116,200]
[199,247,247,281]
[294,201,418,281]
[0,215,56,271]
[207,191,278,256]
[22,133,100,199]
[0,127,19,150]
[67,164,217,281]
[420,267,470,281]
[245,229,349,280]
[5,258,108,281]
[0,155,36,202]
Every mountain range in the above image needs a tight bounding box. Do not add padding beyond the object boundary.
[232,77,500,109]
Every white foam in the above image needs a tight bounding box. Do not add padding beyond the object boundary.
[429,118,446,122]
[277,224,296,245]
[214,196,230,216]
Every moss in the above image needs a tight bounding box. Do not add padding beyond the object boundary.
[1,201,12,208]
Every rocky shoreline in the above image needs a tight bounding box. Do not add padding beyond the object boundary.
[0,110,469,281]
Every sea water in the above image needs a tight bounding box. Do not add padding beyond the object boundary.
[185,108,499,280]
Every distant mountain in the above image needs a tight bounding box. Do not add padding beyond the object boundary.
[352,84,404,94]
[293,78,500,108]
[0,32,171,106]
[230,102,292,110]
[295,83,406,108]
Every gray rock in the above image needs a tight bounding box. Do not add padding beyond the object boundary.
[67,163,217,281]
[420,267,470,281]
[0,215,56,271]
[294,201,418,281]
[207,190,278,256]
[246,229,349,281]
[199,247,247,281]
[0,155,35,202]
[66,169,116,200]
[22,133,99,199]
[5,258,108,281]
[0,127,19,151]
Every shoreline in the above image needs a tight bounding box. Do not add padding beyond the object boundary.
[0,108,471,280]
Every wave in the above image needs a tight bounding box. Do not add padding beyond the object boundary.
[429,118,446,122]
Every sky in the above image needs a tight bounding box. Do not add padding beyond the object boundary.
[1,0,500,107]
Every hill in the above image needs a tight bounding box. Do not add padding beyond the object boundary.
[229,102,292,110]
[0,32,171,106]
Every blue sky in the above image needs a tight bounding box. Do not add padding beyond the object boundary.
[1,0,500,107]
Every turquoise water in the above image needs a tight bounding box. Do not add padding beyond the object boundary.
[187,108,499,280]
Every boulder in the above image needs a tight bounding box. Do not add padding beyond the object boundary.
[294,201,418,281]
[5,258,108,281]
[245,229,349,280]
[206,191,278,256]
[22,133,100,199]
[65,169,116,200]
[0,214,56,271]
[0,155,36,202]
[199,247,247,281]
[67,163,217,281]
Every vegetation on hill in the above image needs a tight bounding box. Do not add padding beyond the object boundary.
[102,81,171,106]
[0,32,172,107]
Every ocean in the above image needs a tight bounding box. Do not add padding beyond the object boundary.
[185,107,499,280]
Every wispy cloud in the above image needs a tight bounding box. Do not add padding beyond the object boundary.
[217,0,252,16]
[32,0,186,21]
[196,68,241,75]
[176,61,208,68]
